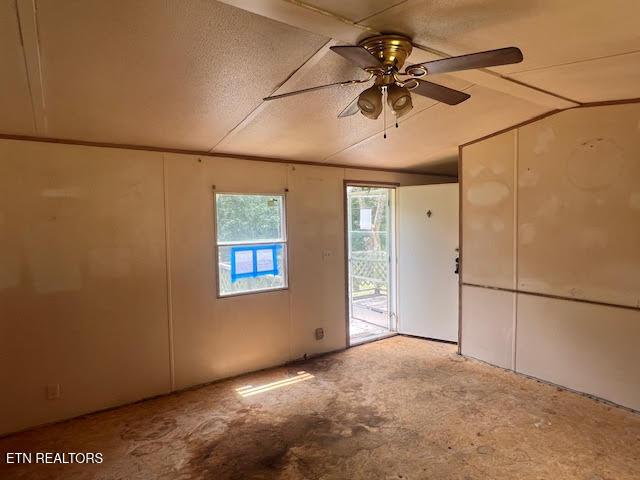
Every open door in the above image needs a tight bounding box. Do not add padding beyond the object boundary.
[398,183,459,342]
[346,184,396,346]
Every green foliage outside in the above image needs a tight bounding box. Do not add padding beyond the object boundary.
[348,186,389,254]
[214,190,390,296]
[216,194,284,243]
[216,194,286,295]
[347,187,391,297]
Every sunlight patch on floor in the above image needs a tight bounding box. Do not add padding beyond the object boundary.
[235,371,315,397]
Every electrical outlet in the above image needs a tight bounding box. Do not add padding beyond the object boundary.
[322,250,332,260]
[46,384,61,400]
[315,328,324,340]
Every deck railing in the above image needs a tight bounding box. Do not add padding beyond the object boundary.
[350,251,388,298]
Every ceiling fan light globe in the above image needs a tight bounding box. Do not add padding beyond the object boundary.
[393,96,409,109]
[387,84,413,117]
[359,100,375,112]
[357,85,383,120]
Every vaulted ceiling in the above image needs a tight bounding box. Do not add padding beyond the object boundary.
[2,0,639,175]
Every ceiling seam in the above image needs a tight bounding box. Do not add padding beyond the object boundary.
[13,0,37,134]
[286,0,411,25]
[498,76,581,105]
[404,40,579,108]
[31,0,47,131]
[505,48,640,76]
[321,84,476,162]
[15,0,48,135]
[218,1,577,109]
[207,39,334,153]
[284,0,377,35]
[354,0,410,23]
[352,2,638,83]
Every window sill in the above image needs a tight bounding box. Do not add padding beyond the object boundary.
[217,286,289,299]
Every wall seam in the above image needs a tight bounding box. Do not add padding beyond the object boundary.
[286,164,294,362]
[162,154,176,391]
[512,129,519,372]
[457,146,463,354]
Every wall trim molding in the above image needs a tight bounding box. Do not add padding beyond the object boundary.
[0,133,455,178]
[461,97,640,148]
[462,283,640,312]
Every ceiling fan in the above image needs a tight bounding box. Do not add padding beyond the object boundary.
[263,34,523,123]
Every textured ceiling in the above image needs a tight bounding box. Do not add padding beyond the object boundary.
[34,0,327,149]
[215,47,472,165]
[1,0,639,175]
[361,0,640,75]
[327,85,548,171]
[509,51,640,103]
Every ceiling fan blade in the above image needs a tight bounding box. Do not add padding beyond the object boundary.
[263,78,370,101]
[410,47,523,75]
[409,79,470,105]
[330,45,382,70]
[337,95,360,118]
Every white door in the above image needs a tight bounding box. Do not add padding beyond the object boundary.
[398,183,459,341]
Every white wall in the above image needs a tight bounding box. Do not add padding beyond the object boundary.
[460,103,640,411]
[0,139,448,435]
[0,141,171,435]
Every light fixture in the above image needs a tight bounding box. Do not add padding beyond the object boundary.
[386,83,413,118]
[358,85,383,119]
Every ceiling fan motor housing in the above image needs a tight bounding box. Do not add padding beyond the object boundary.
[359,34,413,72]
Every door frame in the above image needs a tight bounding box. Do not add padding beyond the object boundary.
[343,180,399,347]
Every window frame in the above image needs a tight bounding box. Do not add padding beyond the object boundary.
[214,191,289,298]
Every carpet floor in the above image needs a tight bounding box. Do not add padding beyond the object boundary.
[1,336,638,479]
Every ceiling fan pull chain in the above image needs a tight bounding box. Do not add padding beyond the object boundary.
[383,86,387,139]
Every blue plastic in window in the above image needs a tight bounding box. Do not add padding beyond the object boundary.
[230,244,281,283]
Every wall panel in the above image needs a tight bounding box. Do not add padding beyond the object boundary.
[518,104,640,307]
[165,154,292,388]
[516,293,640,411]
[460,102,640,410]
[288,165,347,358]
[461,285,514,370]
[0,139,440,435]
[462,131,516,289]
[0,140,170,435]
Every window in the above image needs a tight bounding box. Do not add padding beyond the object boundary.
[215,193,288,296]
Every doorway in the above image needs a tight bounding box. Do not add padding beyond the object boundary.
[346,184,397,346]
